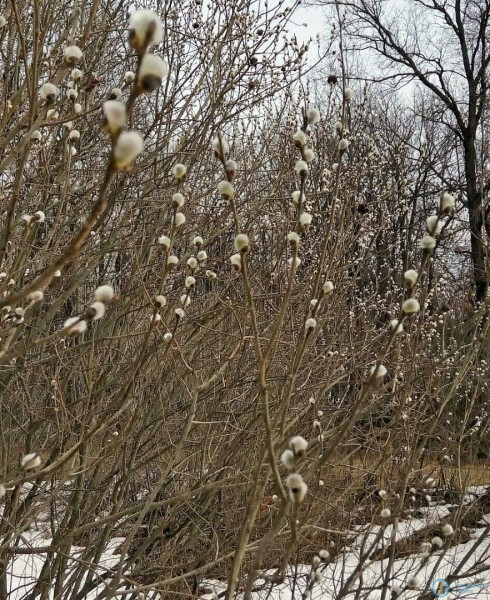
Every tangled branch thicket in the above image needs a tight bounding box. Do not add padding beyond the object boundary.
[0,0,489,598]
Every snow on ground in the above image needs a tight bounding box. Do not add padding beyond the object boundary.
[6,529,125,600]
[202,526,490,599]
[201,488,490,600]
[3,486,490,599]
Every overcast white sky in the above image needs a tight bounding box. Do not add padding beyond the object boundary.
[289,3,328,46]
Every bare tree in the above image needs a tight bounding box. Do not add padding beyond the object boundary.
[0,1,490,598]
[329,0,490,303]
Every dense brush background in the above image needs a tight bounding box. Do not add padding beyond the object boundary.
[0,0,489,598]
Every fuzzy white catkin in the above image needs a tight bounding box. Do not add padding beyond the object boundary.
[187,257,198,270]
[163,332,173,342]
[167,255,179,266]
[304,149,315,163]
[289,435,308,455]
[225,159,237,175]
[404,269,418,287]
[338,139,349,151]
[175,308,185,319]
[71,68,83,80]
[431,536,443,548]
[230,253,242,270]
[94,285,114,302]
[281,449,295,470]
[312,571,323,584]
[235,234,249,252]
[74,103,82,114]
[420,235,436,250]
[295,160,308,176]
[0,16,6,28]
[440,192,455,213]
[129,10,163,48]
[285,473,308,503]
[158,235,171,251]
[307,107,320,124]
[21,453,41,470]
[113,132,144,168]
[90,301,106,320]
[155,295,166,307]
[197,250,207,262]
[305,318,317,331]
[390,319,403,334]
[67,89,78,100]
[0,484,5,498]
[402,298,420,314]
[69,130,80,140]
[426,215,441,235]
[292,191,303,206]
[172,193,185,208]
[406,577,419,589]
[299,212,312,229]
[125,71,135,83]
[174,212,186,227]
[344,87,353,101]
[110,88,122,99]
[212,135,229,157]
[288,231,300,246]
[218,180,234,199]
[27,291,44,303]
[293,130,307,147]
[104,101,127,133]
[323,280,334,294]
[172,163,187,180]
[138,54,168,89]
[380,508,391,518]
[64,45,83,64]
[442,523,454,536]
[185,276,196,288]
[34,211,45,223]
[193,236,204,246]
[371,364,387,379]
[40,82,58,101]
[63,317,87,334]
[31,130,42,141]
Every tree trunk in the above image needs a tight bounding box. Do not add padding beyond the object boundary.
[464,134,487,304]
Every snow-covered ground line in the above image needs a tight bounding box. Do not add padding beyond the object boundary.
[3,486,490,598]
[6,531,125,600]
[202,528,490,600]
[201,487,490,600]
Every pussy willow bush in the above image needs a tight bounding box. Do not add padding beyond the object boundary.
[0,1,489,599]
